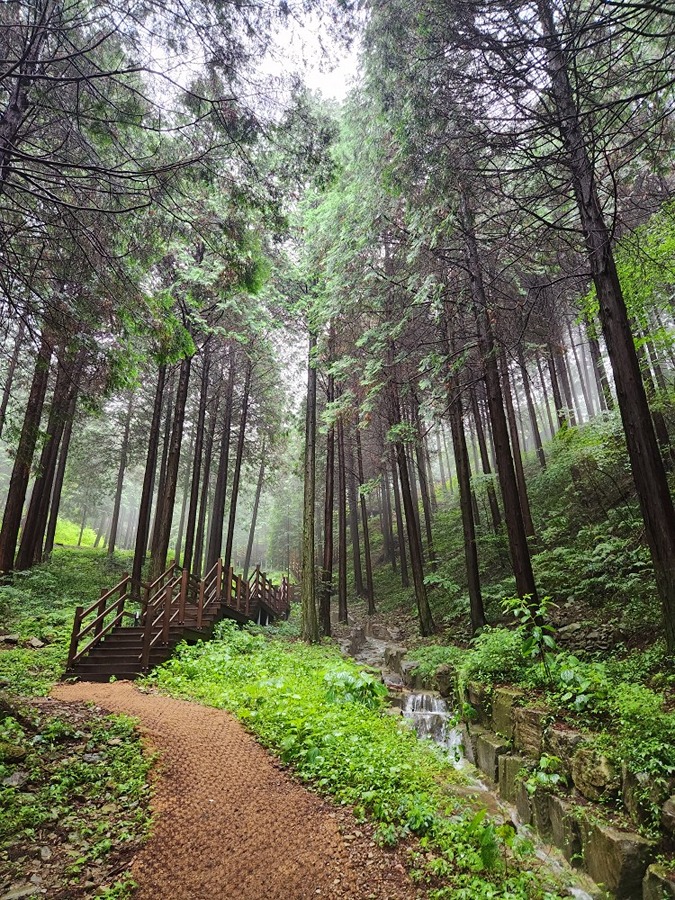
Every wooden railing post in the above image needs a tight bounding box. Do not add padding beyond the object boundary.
[179,569,188,624]
[162,583,172,644]
[227,566,234,608]
[117,573,128,620]
[197,579,205,628]
[216,559,223,604]
[67,606,83,668]
[94,589,106,638]
[141,608,153,670]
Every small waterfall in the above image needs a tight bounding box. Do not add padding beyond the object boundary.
[402,692,464,764]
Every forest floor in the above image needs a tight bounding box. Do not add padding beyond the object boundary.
[51,680,422,900]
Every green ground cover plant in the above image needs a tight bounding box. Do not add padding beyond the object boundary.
[147,622,571,898]
[0,548,130,694]
[408,600,675,831]
[0,698,152,897]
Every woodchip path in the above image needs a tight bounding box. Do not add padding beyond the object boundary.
[52,681,421,900]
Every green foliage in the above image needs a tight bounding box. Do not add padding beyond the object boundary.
[148,624,565,898]
[323,670,387,709]
[0,702,152,894]
[502,595,557,682]
[524,756,567,796]
[0,549,121,694]
[460,627,531,686]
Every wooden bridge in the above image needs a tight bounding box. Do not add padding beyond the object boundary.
[65,561,292,681]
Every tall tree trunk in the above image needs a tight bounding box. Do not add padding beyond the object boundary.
[414,430,436,569]
[347,444,364,598]
[435,427,448,493]
[150,355,192,578]
[243,441,266,582]
[517,349,546,470]
[194,396,219,577]
[337,412,348,623]
[174,423,194,565]
[0,321,25,441]
[0,332,52,573]
[107,395,134,558]
[390,447,409,588]
[132,364,166,594]
[394,432,435,635]
[499,350,536,538]
[15,352,73,569]
[301,331,319,643]
[150,370,176,560]
[567,321,595,419]
[355,427,375,614]
[43,386,77,561]
[460,187,538,604]
[206,352,236,573]
[538,0,675,650]
[448,374,485,633]
[586,321,614,411]
[535,351,556,438]
[547,345,567,428]
[423,432,438,513]
[554,344,578,426]
[469,381,502,533]
[320,375,335,635]
[381,466,396,572]
[78,506,87,546]
[224,360,251,573]
[441,427,454,492]
[183,354,210,573]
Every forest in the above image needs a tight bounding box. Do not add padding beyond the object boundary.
[1,0,675,898]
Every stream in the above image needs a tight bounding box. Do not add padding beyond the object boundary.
[339,622,598,900]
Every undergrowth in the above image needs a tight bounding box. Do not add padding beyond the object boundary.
[147,622,570,898]
[0,548,130,694]
[0,700,152,896]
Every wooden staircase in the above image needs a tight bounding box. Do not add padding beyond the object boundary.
[65,560,292,682]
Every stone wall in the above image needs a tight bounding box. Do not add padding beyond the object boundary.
[393,653,675,900]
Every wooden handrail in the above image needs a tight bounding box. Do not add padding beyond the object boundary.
[69,559,292,674]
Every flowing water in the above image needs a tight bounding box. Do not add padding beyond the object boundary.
[402,691,465,765]
[401,690,597,900]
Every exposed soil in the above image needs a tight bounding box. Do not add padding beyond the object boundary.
[52,681,422,900]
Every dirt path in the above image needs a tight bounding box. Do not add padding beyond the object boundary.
[52,681,421,900]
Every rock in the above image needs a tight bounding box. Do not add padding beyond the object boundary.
[459,724,486,766]
[661,796,675,835]
[491,687,524,739]
[434,664,455,698]
[530,786,552,839]
[82,752,102,763]
[0,885,38,899]
[643,864,675,900]
[543,724,585,775]
[3,770,28,788]
[515,777,532,826]
[400,660,421,689]
[26,637,44,649]
[383,645,407,674]
[580,819,654,898]
[513,706,549,757]
[369,624,393,641]
[571,747,619,801]
[476,731,509,782]
[622,766,670,826]
[466,681,492,727]
[39,847,51,862]
[0,741,27,763]
[558,622,583,636]
[0,634,20,644]
[383,673,404,691]
[498,754,533,804]
[548,794,582,866]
